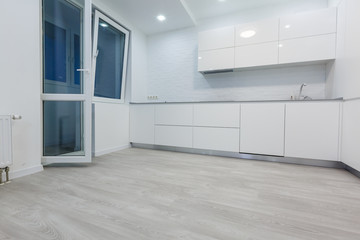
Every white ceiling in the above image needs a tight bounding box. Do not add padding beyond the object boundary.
[100,0,329,35]
[101,0,194,35]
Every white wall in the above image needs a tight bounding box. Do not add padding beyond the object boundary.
[92,0,148,155]
[138,1,330,102]
[0,0,43,178]
[326,0,360,171]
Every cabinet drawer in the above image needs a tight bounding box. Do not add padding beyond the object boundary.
[279,34,336,64]
[155,126,192,148]
[280,8,337,40]
[235,42,279,68]
[193,127,239,152]
[193,103,240,127]
[155,104,193,126]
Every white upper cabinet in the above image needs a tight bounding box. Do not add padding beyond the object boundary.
[198,48,235,72]
[285,102,340,161]
[235,18,279,46]
[279,8,337,40]
[198,26,235,51]
[155,104,193,126]
[235,42,279,68]
[193,103,240,128]
[240,103,285,156]
[279,34,336,64]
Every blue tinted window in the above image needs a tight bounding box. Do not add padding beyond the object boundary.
[44,21,66,82]
[94,19,126,99]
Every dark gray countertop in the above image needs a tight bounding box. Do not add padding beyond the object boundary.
[130,98,343,104]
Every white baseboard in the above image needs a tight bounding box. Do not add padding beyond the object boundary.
[93,144,131,157]
[1,165,44,182]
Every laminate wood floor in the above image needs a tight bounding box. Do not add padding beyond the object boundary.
[1,148,360,240]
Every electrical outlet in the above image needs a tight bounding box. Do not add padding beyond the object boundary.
[147,96,158,100]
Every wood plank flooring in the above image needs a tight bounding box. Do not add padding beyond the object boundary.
[1,148,360,239]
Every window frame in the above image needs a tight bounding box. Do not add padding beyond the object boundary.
[92,10,130,104]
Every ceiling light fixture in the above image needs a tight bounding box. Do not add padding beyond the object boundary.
[284,24,291,29]
[240,30,256,38]
[218,0,226,2]
[157,15,166,22]
[99,22,108,28]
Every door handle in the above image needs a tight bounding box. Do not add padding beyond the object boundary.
[77,69,90,72]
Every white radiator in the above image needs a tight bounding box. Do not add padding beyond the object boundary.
[0,115,12,168]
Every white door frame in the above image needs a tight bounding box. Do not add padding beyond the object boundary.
[41,0,92,164]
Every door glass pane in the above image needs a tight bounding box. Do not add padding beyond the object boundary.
[94,19,126,99]
[43,101,84,156]
[43,0,83,94]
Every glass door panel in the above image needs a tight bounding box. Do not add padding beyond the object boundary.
[43,101,83,156]
[43,0,83,94]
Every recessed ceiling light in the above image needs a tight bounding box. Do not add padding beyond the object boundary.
[240,30,256,38]
[278,44,283,48]
[157,15,166,22]
[218,0,226,2]
[284,24,291,29]
[99,22,108,28]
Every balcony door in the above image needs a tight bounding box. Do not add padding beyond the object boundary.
[42,0,92,164]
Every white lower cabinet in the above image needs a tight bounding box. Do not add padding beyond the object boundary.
[284,102,340,161]
[240,103,285,156]
[193,127,240,152]
[130,105,155,144]
[155,125,193,148]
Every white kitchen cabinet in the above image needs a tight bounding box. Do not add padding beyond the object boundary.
[130,104,155,144]
[198,26,235,51]
[279,34,336,64]
[193,127,240,152]
[240,103,285,156]
[155,104,193,126]
[155,126,192,148]
[198,48,235,72]
[235,42,279,68]
[285,102,340,161]
[235,18,279,46]
[193,103,240,128]
[279,8,337,40]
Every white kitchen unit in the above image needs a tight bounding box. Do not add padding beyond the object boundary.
[235,18,279,46]
[193,103,240,128]
[240,103,285,156]
[154,125,193,148]
[193,127,240,152]
[130,104,155,144]
[198,26,235,51]
[285,102,340,161]
[279,8,337,40]
[279,34,336,64]
[235,42,279,68]
[155,104,193,126]
[198,48,235,72]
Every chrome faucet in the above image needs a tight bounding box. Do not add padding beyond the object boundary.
[298,83,307,100]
